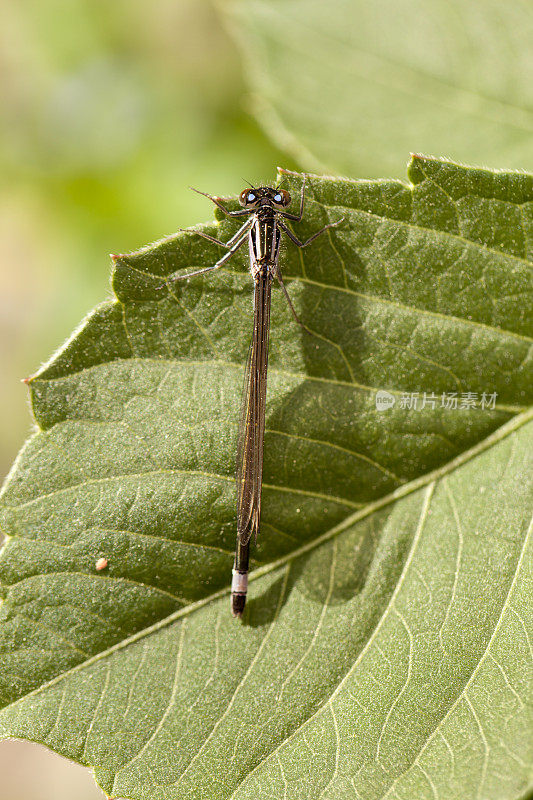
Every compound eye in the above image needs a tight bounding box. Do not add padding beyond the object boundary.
[274,189,291,207]
[239,189,257,207]
[239,189,257,206]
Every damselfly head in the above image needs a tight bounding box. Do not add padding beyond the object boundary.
[238,186,292,209]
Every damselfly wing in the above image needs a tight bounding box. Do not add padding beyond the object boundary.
[157,178,343,616]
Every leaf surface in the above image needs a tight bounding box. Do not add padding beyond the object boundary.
[0,157,532,799]
[223,0,533,178]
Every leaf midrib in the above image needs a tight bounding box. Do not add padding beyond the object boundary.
[1,407,530,718]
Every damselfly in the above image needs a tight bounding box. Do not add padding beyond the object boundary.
[163,176,343,617]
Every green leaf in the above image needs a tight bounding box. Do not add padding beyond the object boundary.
[222,0,533,178]
[0,156,532,799]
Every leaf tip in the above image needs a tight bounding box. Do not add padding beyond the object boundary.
[277,166,299,178]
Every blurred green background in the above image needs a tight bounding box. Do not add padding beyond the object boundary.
[0,2,288,797]
[0,0,291,485]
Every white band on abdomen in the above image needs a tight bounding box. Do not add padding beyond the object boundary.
[231,569,248,594]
